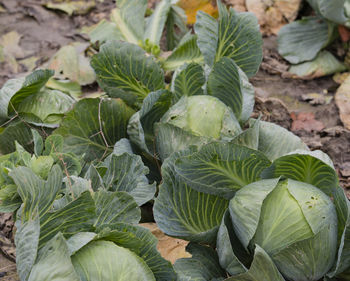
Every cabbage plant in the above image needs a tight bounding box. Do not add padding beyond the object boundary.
[277,0,348,77]
[154,129,350,280]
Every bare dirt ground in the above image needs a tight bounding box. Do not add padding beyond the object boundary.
[0,1,349,279]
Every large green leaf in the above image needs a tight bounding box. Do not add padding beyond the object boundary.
[166,5,188,50]
[155,122,208,161]
[144,0,171,45]
[194,5,262,77]
[174,142,271,199]
[97,223,177,280]
[91,40,164,107]
[72,240,155,281]
[54,98,134,161]
[93,190,141,226]
[254,120,308,161]
[194,11,218,67]
[215,8,262,77]
[328,188,350,278]
[16,89,75,127]
[171,63,205,103]
[28,233,80,281]
[229,178,280,249]
[127,90,173,155]
[154,149,229,244]
[10,165,62,220]
[0,121,33,154]
[207,58,243,120]
[110,0,147,44]
[232,118,259,150]
[261,151,339,196]
[174,243,226,281]
[307,0,347,24]
[277,16,333,64]
[216,211,248,276]
[226,245,285,281]
[162,34,203,71]
[289,51,346,78]
[0,69,53,119]
[100,153,156,206]
[15,217,40,281]
[39,191,96,248]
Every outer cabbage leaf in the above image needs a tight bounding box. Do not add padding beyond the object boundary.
[154,149,229,244]
[174,243,226,281]
[16,89,75,127]
[254,120,308,161]
[166,5,188,50]
[277,17,334,64]
[0,69,53,119]
[54,98,134,161]
[28,233,80,281]
[288,51,346,79]
[226,245,285,281]
[91,40,164,107]
[15,217,40,281]
[174,142,271,199]
[93,190,141,227]
[71,240,155,281]
[110,0,147,44]
[99,153,156,206]
[171,63,205,103]
[96,223,177,280]
[261,151,339,196]
[162,34,203,71]
[144,0,171,46]
[127,90,173,156]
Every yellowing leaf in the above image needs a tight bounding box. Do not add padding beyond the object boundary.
[176,0,218,24]
[44,0,95,16]
[141,223,191,264]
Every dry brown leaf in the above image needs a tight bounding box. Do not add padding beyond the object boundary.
[335,75,350,130]
[141,223,191,264]
[0,31,27,73]
[176,0,218,24]
[245,0,301,35]
[291,112,325,132]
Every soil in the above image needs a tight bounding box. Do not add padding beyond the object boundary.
[0,1,349,279]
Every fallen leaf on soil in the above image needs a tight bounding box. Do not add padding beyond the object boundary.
[289,51,346,79]
[0,31,26,73]
[141,223,191,264]
[333,72,350,84]
[47,42,96,86]
[291,112,325,132]
[335,74,350,130]
[176,0,218,24]
[44,0,96,16]
[301,93,332,105]
[245,0,301,35]
[338,25,350,42]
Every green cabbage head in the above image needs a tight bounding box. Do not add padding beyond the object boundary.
[224,178,338,281]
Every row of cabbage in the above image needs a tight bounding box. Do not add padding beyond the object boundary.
[0,0,349,280]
